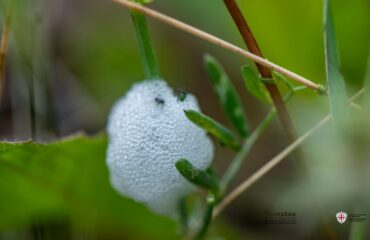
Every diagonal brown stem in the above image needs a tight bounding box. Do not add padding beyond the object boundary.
[224,0,270,77]
[223,0,297,144]
[0,4,12,104]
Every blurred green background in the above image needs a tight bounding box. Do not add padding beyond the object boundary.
[0,0,369,239]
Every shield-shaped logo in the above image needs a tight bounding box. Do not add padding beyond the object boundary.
[336,211,347,224]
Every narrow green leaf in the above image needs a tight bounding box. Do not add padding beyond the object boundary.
[184,110,241,151]
[241,65,271,104]
[324,0,349,129]
[175,159,219,194]
[204,54,249,137]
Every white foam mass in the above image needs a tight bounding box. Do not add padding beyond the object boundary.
[106,79,214,216]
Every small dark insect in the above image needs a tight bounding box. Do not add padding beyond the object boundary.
[154,97,165,105]
[174,89,187,102]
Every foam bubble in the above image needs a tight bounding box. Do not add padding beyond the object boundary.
[106,79,214,216]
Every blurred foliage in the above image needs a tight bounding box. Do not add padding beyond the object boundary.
[0,135,240,239]
[0,135,180,239]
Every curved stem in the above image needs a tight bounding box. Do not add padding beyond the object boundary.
[131,2,160,79]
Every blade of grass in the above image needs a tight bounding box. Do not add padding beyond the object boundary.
[204,54,249,137]
[184,110,241,151]
[131,1,160,79]
[324,0,349,130]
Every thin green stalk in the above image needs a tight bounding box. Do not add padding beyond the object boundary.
[194,194,215,240]
[178,197,189,234]
[131,5,160,79]
[220,109,276,193]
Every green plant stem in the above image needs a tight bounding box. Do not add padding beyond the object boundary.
[131,7,160,79]
[178,198,189,234]
[220,109,276,193]
[194,194,215,240]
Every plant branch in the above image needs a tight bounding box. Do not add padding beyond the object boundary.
[112,0,322,90]
[213,88,364,218]
[223,0,299,147]
[0,4,12,104]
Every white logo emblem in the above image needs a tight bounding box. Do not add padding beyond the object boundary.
[336,211,347,224]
